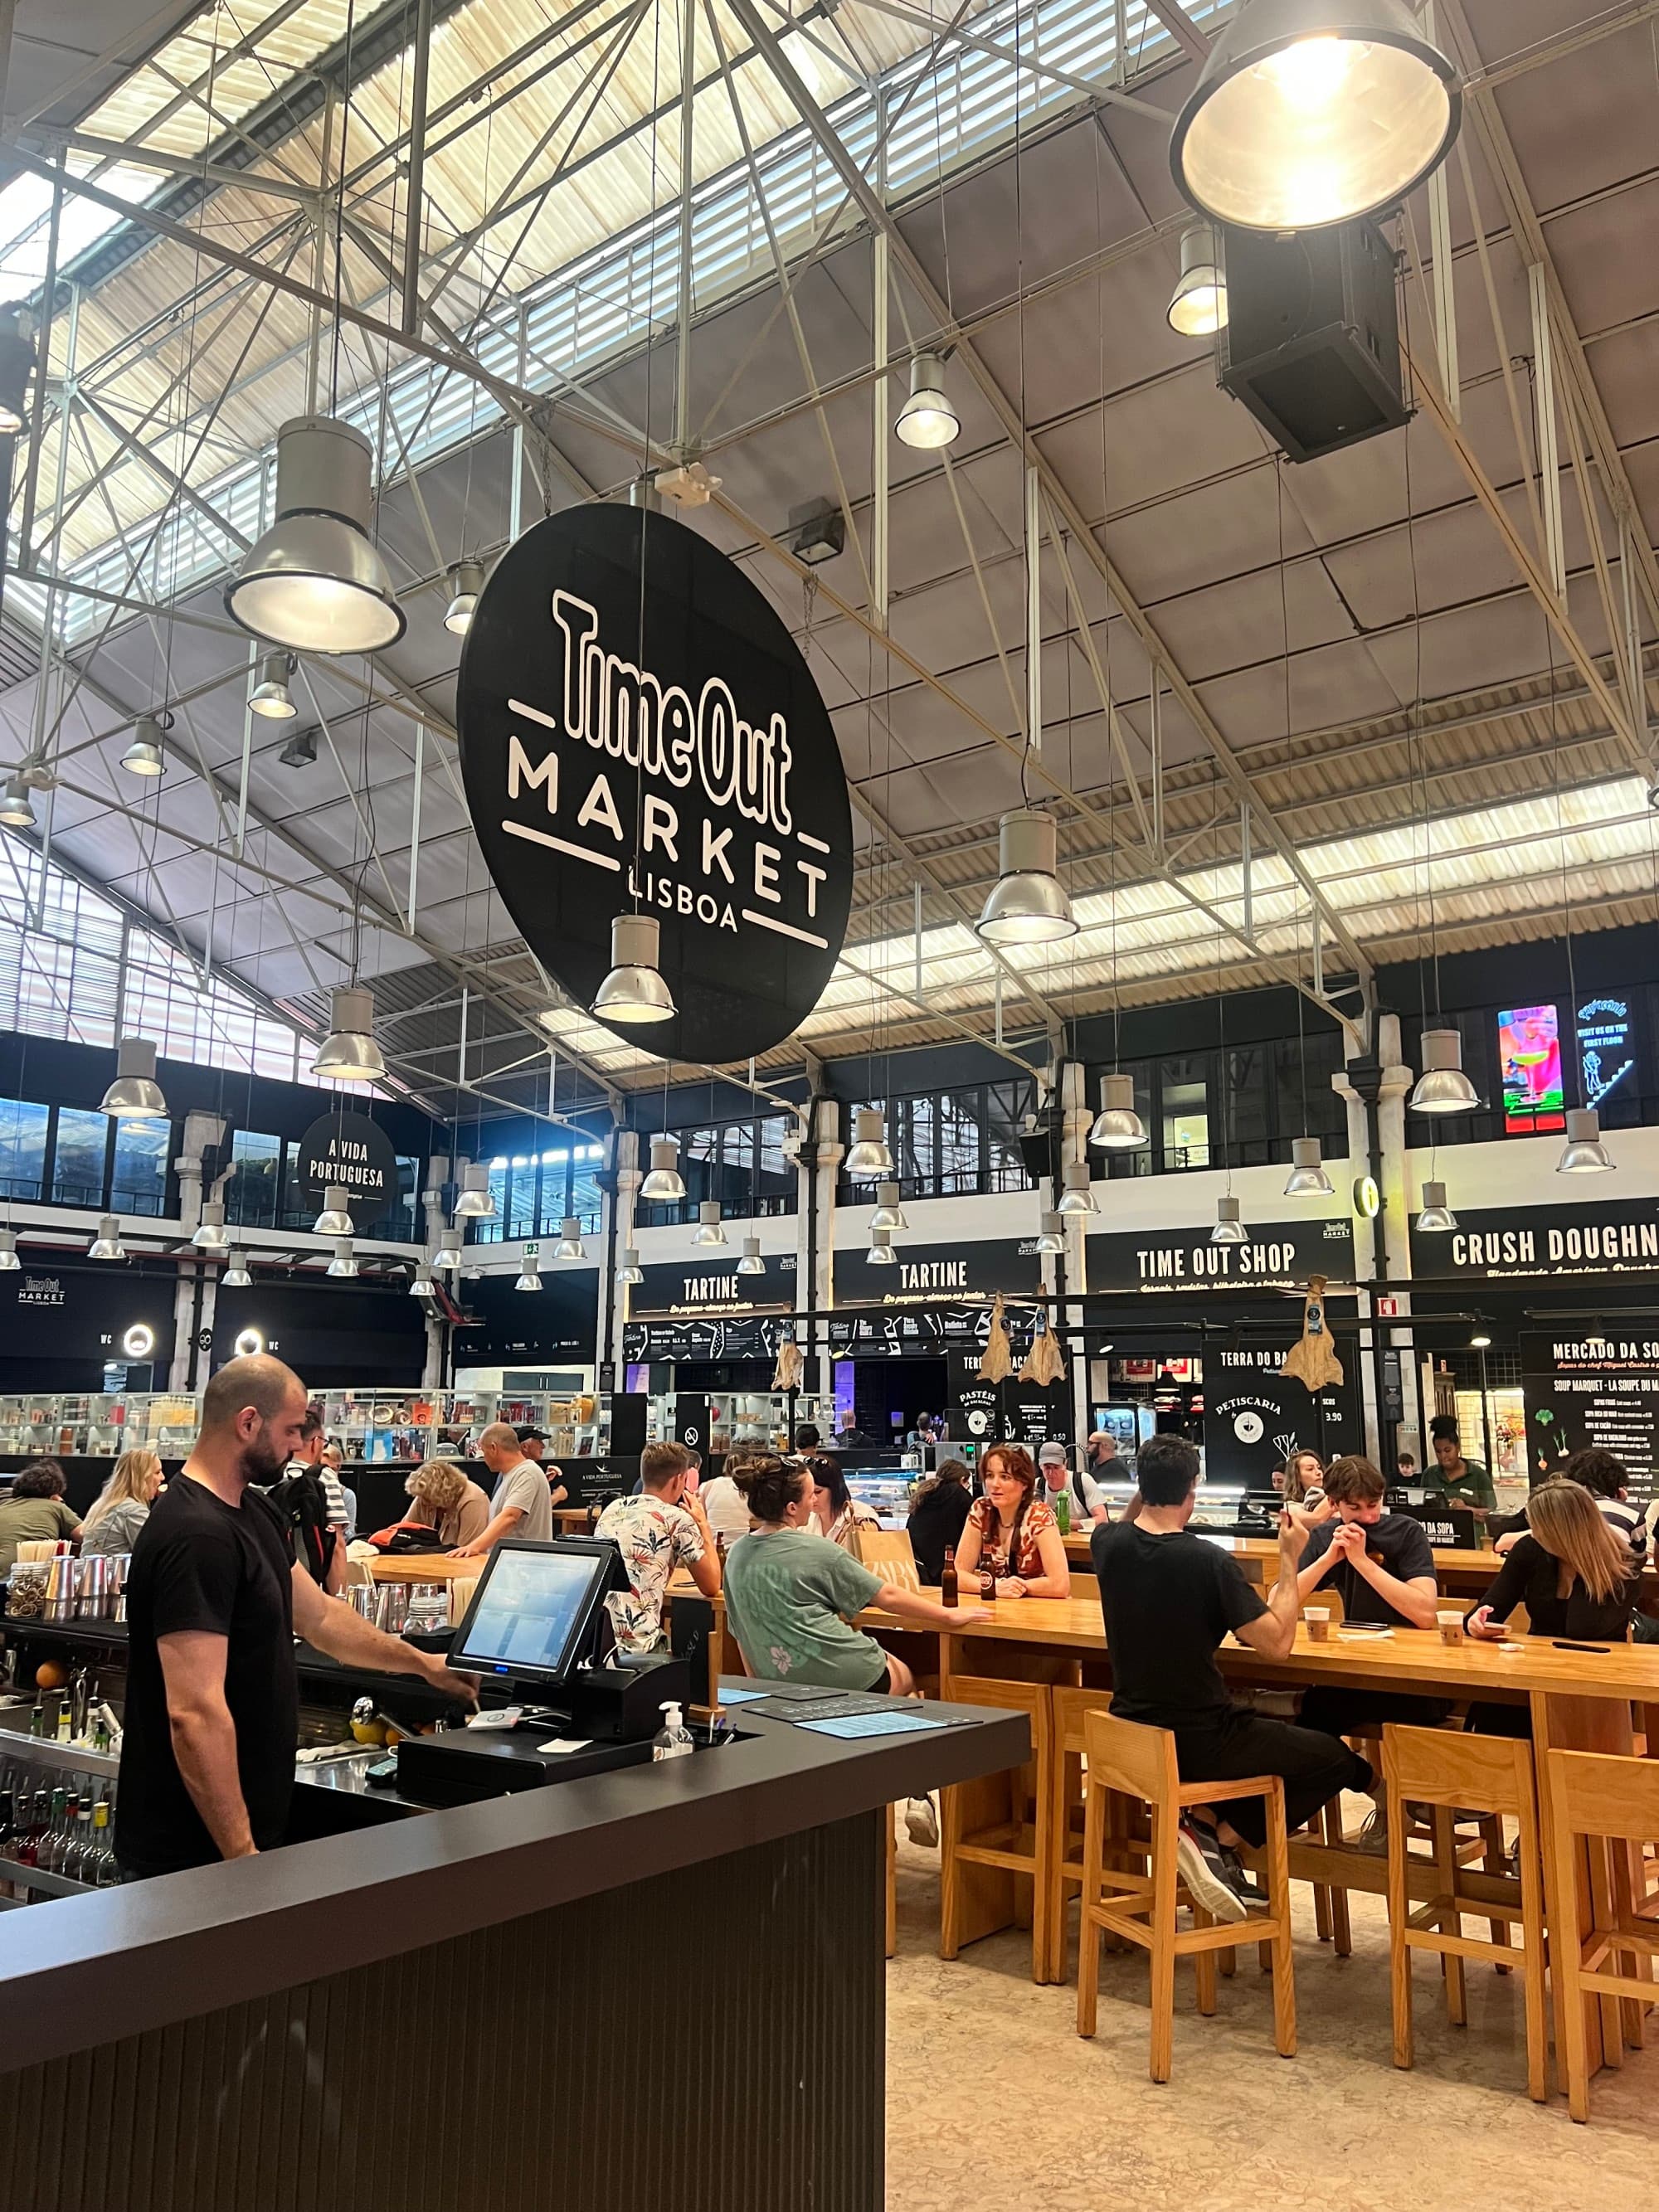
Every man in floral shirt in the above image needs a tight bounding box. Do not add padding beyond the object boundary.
[596,1441,722,1651]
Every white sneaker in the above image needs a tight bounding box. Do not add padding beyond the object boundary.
[1176,1820,1252,1922]
[905,1794,939,1847]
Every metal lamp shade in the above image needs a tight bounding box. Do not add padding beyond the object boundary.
[1057,1160,1097,1215]
[1167,222,1228,335]
[617,1247,644,1286]
[1212,1195,1248,1245]
[226,417,406,654]
[100,1038,168,1118]
[223,1252,253,1287]
[975,809,1077,945]
[433,1228,464,1271]
[312,984,386,1083]
[1170,0,1461,232]
[867,1226,898,1266]
[554,1217,586,1262]
[88,1216,127,1262]
[327,1237,358,1277]
[691,1201,727,1247]
[410,1262,437,1297]
[592,912,675,1024]
[844,1108,895,1179]
[1090,1072,1148,1150]
[1408,1028,1479,1114]
[1557,1107,1614,1174]
[1416,1179,1457,1232]
[1034,1210,1067,1255]
[894,352,960,448]
[515,1247,544,1291]
[0,1228,18,1271]
[737,1236,766,1276]
[313,1185,354,1237]
[120,716,168,775]
[249,651,298,719]
[454,1162,497,1218]
[640,1136,686,1202]
[444,559,485,634]
[1283,1135,1335,1197]
[0,775,36,828]
[192,1201,231,1252]
[870,1182,907,1232]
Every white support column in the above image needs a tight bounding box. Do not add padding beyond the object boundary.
[1332,1017,1418,1463]
[1059,1059,1091,1445]
[872,230,888,630]
[608,1129,640,1374]
[810,1097,843,1397]
[1530,263,1565,599]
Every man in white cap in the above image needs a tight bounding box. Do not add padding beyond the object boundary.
[1039,1440,1110,1527]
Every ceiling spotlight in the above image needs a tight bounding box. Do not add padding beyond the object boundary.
[1416,1179,1457,1232]
[410,1260,437,1298]
[514,1245,543,1292]
[0,775,36,829]
[691,1200,727,1247]
[226,415,406,654]
[280,727,319,770]
[0,309,37,435]
[868,1225,898,1266]
[1034,1209,1067,1256]
[453,1162,496,1219]
[1283,1135,1335,1198]
[1212,1195,1249,1245]
[845,1108,895,1179]
[554,1215,586,1262]
[313,1184,354,1237]
[975,809,1078,945]
[786,499,845,566]
[312,984,386,1083]
[444,558,485,635]
[617,1246,644,1286]
[1057,1160,1097,1216]
[1170,0,1462,233]
[223,1251,253,1288]
[895,350,960,449]
[640,1136,686,1203]
[1090,1072,1148,1150]
[1557,1106,1614,1174]
[192,1200,231,1253]
[737,1236,766,1276]
[433,1228,464,1271]
[327,1237,358,1278]
[100,1037,168,1118]
[88,1215,127,1262]
[1167,221,1228,336]
[1470,1333,1492,1350]
[1408,1028,1479,1115]
[120,714,168,776]
[593,912,675,1026]
[870,1181,907,1232]
[0,1228,19,1271]
[248,650,298,720]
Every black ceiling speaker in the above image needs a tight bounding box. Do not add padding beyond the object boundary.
[1217,216,1408,463]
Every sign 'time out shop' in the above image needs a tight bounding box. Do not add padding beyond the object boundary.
[456,503,854,1064]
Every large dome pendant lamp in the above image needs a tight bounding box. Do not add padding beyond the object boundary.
[593,912,676,1026]
[226,417,406,654]
[1170,0,1462,235]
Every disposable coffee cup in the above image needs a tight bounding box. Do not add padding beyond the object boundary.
[1305,1607,1332,1642]
[1438,1607,1465,1645]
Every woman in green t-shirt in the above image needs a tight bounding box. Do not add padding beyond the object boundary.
[1423,1420,1496,1519]
[0,1461,82,1578]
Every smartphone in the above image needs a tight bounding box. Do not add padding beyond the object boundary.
[1550,1640,1609,1654]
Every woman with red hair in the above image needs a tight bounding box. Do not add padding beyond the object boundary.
[954,1445,1070,1599]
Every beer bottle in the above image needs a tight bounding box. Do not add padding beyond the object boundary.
[941,1546,958,1608]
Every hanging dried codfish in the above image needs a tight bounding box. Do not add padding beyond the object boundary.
[772,1333,804,1392]
[978,1293,1013,1383]
[1018,1307,1067,1385]
[1281,1275,1344,1392]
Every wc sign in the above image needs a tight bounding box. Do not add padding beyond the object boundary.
[457,503,854,1062]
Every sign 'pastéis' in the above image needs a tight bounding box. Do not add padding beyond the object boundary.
[457,503,853,1062]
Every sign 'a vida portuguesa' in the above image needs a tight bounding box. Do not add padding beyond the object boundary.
[456,503,854,1063]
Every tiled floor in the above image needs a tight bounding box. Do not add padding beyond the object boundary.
[885,1815,1659,2212]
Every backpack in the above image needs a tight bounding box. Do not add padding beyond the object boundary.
[263,1470,337,1585]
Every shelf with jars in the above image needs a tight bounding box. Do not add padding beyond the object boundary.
[645,1390,837,1456]
[0,1391,198,1461]
[315,1388,614,1467]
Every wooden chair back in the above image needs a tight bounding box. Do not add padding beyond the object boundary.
[1082,1706,1180,1806]
[1546,1747,1659,1841]
[1383,1721,1530,1816]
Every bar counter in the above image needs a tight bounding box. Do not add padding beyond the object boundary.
[0,1686,1025,2212]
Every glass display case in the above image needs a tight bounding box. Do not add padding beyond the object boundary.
[644,1390,837,1456]
[842,1469,915,1528]
[315,1388,614,1465]
[0,1393,197,1460]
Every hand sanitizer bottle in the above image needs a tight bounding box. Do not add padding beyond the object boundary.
[652,1701,694,1761]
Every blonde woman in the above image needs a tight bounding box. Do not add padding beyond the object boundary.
[403,1459,491,1549]
[80,1449,163,1558]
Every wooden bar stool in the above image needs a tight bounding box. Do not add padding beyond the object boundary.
[1048,1685,1110,1983]
[1543,1747,1659,2123]
[940,1672,1055,1983]
[1075,1708,1296,2082]
[1382,1724,1548,2103]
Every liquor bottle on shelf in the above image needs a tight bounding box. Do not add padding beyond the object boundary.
[39,1787,69,1871]
[16,1787,49,1867]
[29,1692,44,1738]
[65,1794,94,1882]
[88,1799,118,1885]
[0,1789,15,1899]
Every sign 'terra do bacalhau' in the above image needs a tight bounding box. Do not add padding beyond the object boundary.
[456,503,854,1063]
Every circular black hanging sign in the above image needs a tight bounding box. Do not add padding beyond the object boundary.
[456,503,854,1063]
[294,1110,400,1219]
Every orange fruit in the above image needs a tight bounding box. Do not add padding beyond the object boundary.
[34,1661,66,1690]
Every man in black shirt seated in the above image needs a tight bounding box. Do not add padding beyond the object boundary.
[1092,1434,1370,1922]
[1292,1454,1448,1852]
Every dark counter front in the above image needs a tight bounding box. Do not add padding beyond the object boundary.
[0,1689,1027,2212]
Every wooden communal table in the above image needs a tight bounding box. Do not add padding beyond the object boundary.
[366,1553,482,1583]
[1061,1527,1659,1602]
[859,1592,1659,2078]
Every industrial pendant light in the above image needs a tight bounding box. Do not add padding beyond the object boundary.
[1089,1073,1148,1150]
[554,1216,586,1262]
[248,651,298,719]
[515,1246,544,1291]
[844,1108,895,1179]
[226,416,406,653]
[1034,1209,1067,1255]
[593,913,675,1024]
[313,1185,354,1237]
[1212,1195,1248,1245]
[1415,1179,1457,1232]
[737,1236,766,1276]
[1167,221,1228,336]
[0,776,36,829]
[640,1136,686,1202]
[311,985,386,1082]
[617,1246,644,1286]
[192,1201,231,1253]
[327,1237,358,1278]
[453,1162,496,1219]
[868,1226,898,1266]
[894,351,960,449]
[1408,1028,1479,1114]
[870,1182,907,1232]
[1557,1108,1614,1174]
[975,809,1078,945]
[444,559,484,634]
[433,1228,464,1271]
[410,1260,437,1298]
[1170,0,1462,233]
[690,1200,727,1247]
[100,1038,168,1117]
[120,714,167,776]
[0,1228,19,1271]
[222,1251,253,1288]
[87,1216,127,1262]
[1057,1160,1098,1216]
[1283,1135,1335,1197]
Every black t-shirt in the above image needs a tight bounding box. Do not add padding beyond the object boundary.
[1470,1533,1637,1643]
[117,1475,299,1876]
[907,1481,972,1585]
[1091,1519,1266,1728]
[1298,1513,1435,1626]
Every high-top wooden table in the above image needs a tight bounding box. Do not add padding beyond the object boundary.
[1061,1527,1659,1600]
